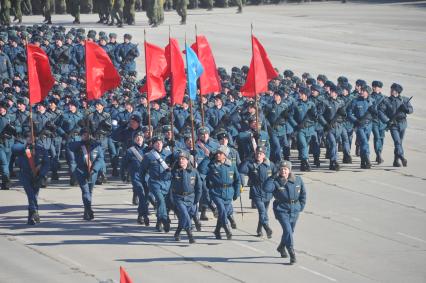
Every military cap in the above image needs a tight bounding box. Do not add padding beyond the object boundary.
[248,115,258,123]
[32,35,42,43]
[329,85,338,93]
[77,28,86,34]
[311,84,322,93]
[283,70,294,78]
[94,99,105,106]
[0,100,8,109]
[37,100,48,107]
[68,99,79,107]
[65,33,74,40]
[324,80,335,88]
[361,85,372,95]
[48,97,59,105]
[256,146,266,154]
[241,65,249,74]
[177,150,190,160]
[9,35,19,42]
[306,78,316,85]
[216,145,230,157]
[151,135,163,143]
[317,74,328,82]
[88,30,97,36]
[355,79,367,87]
[299,86,311,96]
[109,33,117,39]
[182,96,190,104]
[130,113,142,123]
[390,83,403,94]
[216,131,229,141]
[337,76,348,85]
[77,33,86,40]
[134,131,144,138]
[54,34,64,41]
[87,33,96,40]
[162,125,172,132]
[100,35,108,41]
[124,33,132,40]
[278,160,292,171]
[372,81,383,88]
[291,76,301,84]
[142,125,153,133]
[302,72,311,80]
[197,126,210,135]
[17,97,28,105]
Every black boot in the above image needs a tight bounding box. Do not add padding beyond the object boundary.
[276,243,288,258]
[223,225,232,240]
[186,229,195,244]
[70,175,76,186]
[51,172,59,181]
[83,207,92,221]
[360,157,366,169]
[262,223,273,239]
[137,214,144,224]
[314,156,320,168]
[132,192,139,205]
[288,247,296,264]
[1,176,10,190]
[193,216,202,232]
[343,153,352,164]
[34,210,41,223]
[365,158,372,169]
[228,215,237,229]
[300,159,311,172]
[393,155,401,167]
[156,220,164,232]
[256,222,263,237]
[112,167,119,177]
[144,216,150,226]
[40,177,47,188]
[214,223,222,239]
[355,145,360,156]
[27,210,36,225]
[376,153,384,165]
[400,156,408,167]
[163,218,170,233]
[174,227,182,241]
[329,161,340,171]
[200,207,209,221]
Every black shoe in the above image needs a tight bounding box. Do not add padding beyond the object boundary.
[174,227,182,241]
[393,156,401,167]
[132,192,139,205]
[27,211,36,225]
[144,216,150,226]
[343,153,352,164]
[163,219,170,233]
[117,22,123,28]
[83,208,92,221]
[288,247,296,264]
[300,160,311,172]
[214,223,221,239]
[40,177,47,188]
[256,222,263,237]
[46,20,52,25]
[376,154,384,165]
[314,157,320,168]
[1,176,10,190]
[365,158,372,169]
[112,168,119,177]
[200,207,209,221]
[355,145,360,157]
[34,211,41,223]
[108,22,115,26]
[156,220,164,232]
[400,156,408,167]
[360,157,366,169]
[276,243,288,258]
[51,172,59,181]
[186,229,195,244]
[237,6,242,13]
[193,217,202,232]
[262,223,273,239]
[228,215,237,229]
[329,161,340,171]
[223,225,232,240]
[137,214,144,224]
[73,19,80,24]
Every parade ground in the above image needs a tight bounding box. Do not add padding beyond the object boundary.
[1,1,426,282]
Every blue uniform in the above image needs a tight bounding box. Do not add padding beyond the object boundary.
[264,173,306,250]
[13,144,50,213]
[0,52,14,79]
[59,110,83,175]
[0,113,16,183]
[170,167,202,230]
[115,42,139,73]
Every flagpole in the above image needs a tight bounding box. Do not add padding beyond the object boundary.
[251,23,260,142]
[185,33,197,166]
[168,26,175,153]
[144,29,152,139]
[195,24,205,127]
[25,38,36,151]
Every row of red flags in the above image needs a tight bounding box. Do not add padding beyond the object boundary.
[27,34,277,106]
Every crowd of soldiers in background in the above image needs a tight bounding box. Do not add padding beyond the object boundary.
[0,0,347,27]
[0,25,412,258]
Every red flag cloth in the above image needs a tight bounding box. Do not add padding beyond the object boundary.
[86,41,121,101]
[191,35,221,95]
[26,44,55,105]
[240,35,278,97]
[120,267,133,283]
[165,38,187,105]
[143,41,168,102]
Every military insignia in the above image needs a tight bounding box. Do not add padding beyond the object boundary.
[278,187,285,191]
[267,169,272,177]
[190,176,196,186]
[228,172,234,180]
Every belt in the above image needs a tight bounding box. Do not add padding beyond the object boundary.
[212,184,231,189]
[173,190,194,196]
[287,200,299,204]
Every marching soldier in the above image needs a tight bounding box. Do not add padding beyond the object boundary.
[264,160,306,264]
[70,128,105,220]
[239,146,275,238]
[370,81,387,164]
[115,34,139,74]
[170,150,202,243]
[0,101,18,190]
[12,135,50,225]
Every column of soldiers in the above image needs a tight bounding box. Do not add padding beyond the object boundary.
[0,24,412,263]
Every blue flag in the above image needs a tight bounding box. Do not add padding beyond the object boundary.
[185,44,204,100]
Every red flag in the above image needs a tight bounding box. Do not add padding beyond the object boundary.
[143,41,168,102]
[191,35,221,95]
[165,38,186,105]
[240,35,278,97]
[120,267,133,283]
[26,44,55,105]
[86,41,121,101]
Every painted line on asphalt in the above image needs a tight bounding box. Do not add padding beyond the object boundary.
[397,232,426,244]
[299,265,337,282]
[367,180,426,197]
[232,241,265,254]
[58,254,83,268]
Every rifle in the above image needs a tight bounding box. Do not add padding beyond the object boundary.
[386,96,413,130]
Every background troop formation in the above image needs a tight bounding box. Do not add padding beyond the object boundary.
[0,24,412,264]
